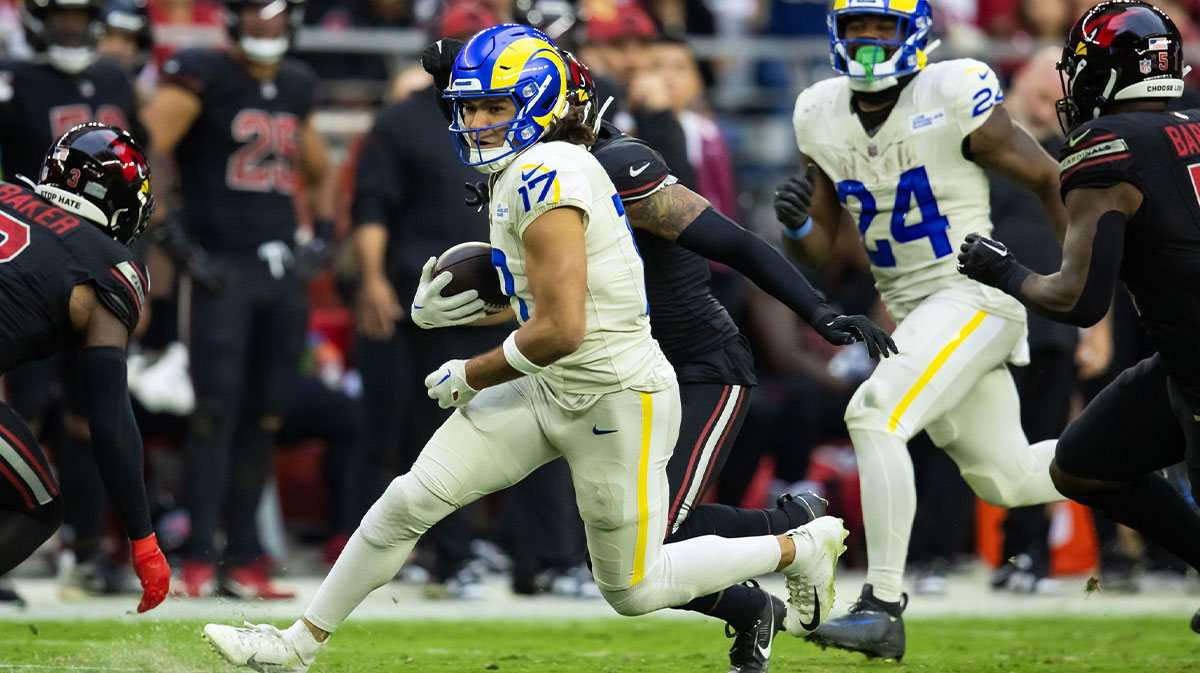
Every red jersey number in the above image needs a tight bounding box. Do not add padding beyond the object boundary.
[226,109,300,195]
[0,212,31,263]
[49,104,131,139]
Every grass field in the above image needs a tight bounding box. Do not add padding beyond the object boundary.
[1,617,1197,673]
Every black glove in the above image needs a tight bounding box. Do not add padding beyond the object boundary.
[420,38,465,91]
[774,165,816,231]
[464,180,490,209]
[956,233,1031,296]
[153,219,237,292]
[814,312,899,360]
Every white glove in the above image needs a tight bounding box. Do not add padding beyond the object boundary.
[411,257,487,329]
[425,359,478,408]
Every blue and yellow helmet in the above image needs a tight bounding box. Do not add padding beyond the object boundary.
[443,24,570,173]
[828,0,933,91]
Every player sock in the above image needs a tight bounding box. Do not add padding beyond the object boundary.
[56,433,107,559]
[665,503,797,543]
[673,582,768,632]
[851,427,917,604]
[0,504,62,575]
[284,620,323,663]
[1071,472,1200,572]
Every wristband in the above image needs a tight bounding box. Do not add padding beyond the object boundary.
[131,533,159,558]
[503,332,545,375]
[783,217,814,240]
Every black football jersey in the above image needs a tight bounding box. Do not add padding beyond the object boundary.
[593,121,752,384]
[161,49,316,255]
[0,59,140,183]
[1060,110,1200,408]
[0,181,147,373]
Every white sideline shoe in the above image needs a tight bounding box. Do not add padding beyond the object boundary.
[781,515,848,637]
[203,622,318,672]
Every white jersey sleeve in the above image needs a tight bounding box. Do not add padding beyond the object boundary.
[939,58,1005,138]
[510,150,594,238]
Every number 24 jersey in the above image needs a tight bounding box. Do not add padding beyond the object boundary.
[794,58,1024,322]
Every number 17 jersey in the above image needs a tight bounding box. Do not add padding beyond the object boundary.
[793,58,1024,322]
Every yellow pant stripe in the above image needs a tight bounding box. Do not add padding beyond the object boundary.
[888,311,987,433]
[631,392,652,587]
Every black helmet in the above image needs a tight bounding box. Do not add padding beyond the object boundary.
[223,0,304,65]
[37,123,154,246]
[100,0,152,71]
[21,0,104,74]
[561,49,600,128]
[1057,0,1185,133]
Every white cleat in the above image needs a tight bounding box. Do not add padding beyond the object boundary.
[781,515,848,638]
[202,622,316,673]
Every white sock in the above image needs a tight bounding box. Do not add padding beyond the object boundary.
[850,427,916,604]
[303,528,418,633]
[284,620,322,664]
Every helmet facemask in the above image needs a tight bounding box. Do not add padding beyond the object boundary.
[22,0,102,74]
[828,5,933,93]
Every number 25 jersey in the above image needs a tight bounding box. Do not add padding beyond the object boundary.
[794,58,1024,322]
[161,49,316,255]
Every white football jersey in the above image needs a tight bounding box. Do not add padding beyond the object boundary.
[794,58,1025,322]
[488,140,675,397]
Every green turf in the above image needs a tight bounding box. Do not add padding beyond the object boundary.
[0,617,1197,672]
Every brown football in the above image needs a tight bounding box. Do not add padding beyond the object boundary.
[434,241,509,314]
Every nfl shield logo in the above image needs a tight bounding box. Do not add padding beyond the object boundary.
[868,144,878,157]
[1140,58,1153,75]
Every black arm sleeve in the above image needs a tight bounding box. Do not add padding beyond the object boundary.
[1020,210,1125,327]
[675,207,834,325]
[81,346,152,540]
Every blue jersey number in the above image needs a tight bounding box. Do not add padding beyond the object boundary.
[517,169,558,212]
[490,247,529,321]
[837,166,952,268]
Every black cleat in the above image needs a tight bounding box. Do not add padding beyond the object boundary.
[805,583,906,662]
[1191,607,1199,634]
[777,491,828,527]
[726,582,787,673]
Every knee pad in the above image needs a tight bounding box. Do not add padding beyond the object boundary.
[844,377,892,431]
[358,473,455,549]
[598,583,659,617]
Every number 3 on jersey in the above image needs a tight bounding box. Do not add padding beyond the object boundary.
[837,166,951,268]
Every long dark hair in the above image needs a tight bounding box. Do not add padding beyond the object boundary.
[539,104,596,148]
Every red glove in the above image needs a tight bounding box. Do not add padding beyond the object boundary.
[131,534,170,613]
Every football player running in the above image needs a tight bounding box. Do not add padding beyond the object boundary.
[421,41,897,673]
[776,0,1069,661]
[958,0,1200,634]
[0,124,167,613]
[202,24,848,673]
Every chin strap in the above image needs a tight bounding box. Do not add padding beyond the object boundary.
[593,95,614,134]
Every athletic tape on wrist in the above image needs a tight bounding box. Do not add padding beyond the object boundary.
[783,217,814,240]
[503,332,545,375]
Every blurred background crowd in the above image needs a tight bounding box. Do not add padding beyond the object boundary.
[1,0,1198,606]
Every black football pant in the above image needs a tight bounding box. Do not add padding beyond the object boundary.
[184,258,307,566]
[1055,354,1200,572]
[0,400,64,574]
